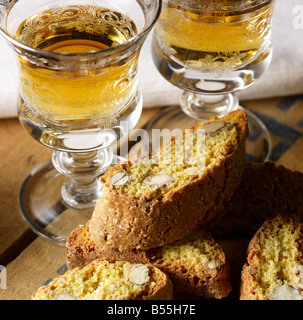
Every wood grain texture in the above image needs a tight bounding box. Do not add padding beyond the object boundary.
[0,118,51,265]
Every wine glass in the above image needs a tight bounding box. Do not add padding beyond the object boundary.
[150,0,276,162]
[0,0,161,246]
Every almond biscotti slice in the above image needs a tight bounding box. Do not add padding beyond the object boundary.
[66,223,232,299]
[206,161,303,237]
[90,110,248,251]
[32,259,173,300]
[240,214,303,300]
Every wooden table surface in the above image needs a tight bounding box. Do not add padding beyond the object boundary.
[1,96,303,300]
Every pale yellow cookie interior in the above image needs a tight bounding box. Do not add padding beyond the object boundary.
[113,120,238,198]
[32,260,151,300]
[252,221,302,299]
[158,230,222,272]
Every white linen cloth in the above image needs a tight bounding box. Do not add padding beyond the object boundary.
[0,0,302,118]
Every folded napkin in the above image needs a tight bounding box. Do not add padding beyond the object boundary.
[0,0,302,118]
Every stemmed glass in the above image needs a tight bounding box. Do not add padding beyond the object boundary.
[0,0,161,246]
[150,0,276,162]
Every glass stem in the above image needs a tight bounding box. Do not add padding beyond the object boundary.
[52,149,113,209]
[180,91,239,120]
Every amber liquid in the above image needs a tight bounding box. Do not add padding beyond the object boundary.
[155,0,275,72]
[15,5,138,125]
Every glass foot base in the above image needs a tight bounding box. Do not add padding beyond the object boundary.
[144,105,272,163]
[18,155,125,247]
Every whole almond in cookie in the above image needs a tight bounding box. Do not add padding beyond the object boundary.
[110,172,129,186]
[55,293,77,300]
[269,284,302,300]
[143,174,174,187]
[200,121,229,135]
[207,260,221,270]
[127,264,150,285]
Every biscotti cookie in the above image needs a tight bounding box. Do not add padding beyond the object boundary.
[32,259,173,300]
[90,110,248,251]
[206,162,303,236]
[240,214,303,300]
[66,224,232,299]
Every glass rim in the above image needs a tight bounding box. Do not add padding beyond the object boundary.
[0,0,162,58]
[165,0,274,12]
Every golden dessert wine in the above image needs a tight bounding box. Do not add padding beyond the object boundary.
[15,5,138,126]
[155,0,275,72]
